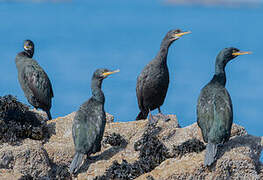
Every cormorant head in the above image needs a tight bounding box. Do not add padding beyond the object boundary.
[23,40,34,51]
[93,68,120,80]
[164,29,191,43]
[216,47,252,65]
[23,40,34,58]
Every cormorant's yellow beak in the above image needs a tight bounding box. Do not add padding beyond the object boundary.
[175,31,192,37]
[232,51,252,56]
[102,69,120,76]
[24,44,32,50]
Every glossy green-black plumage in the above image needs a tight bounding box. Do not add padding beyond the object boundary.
[197,47,243,166]
[136,30,183,121]
[197,75,233,144]
[15,40,53,120]
[72,69,106,154]
[70,69,114,174]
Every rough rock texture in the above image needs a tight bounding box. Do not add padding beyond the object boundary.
[0,139,50,179]
[0,107,262,179]
[0,95,47,145]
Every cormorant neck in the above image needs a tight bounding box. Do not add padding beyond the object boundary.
[215,61,226,76]
[91,78,105,103]
[20,50,34,58]
[213,55,227,86]
[211,73,226,86]
[156,39,173,63]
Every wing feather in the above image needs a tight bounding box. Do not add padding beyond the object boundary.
[22,60,53,108]
[197,84,233,144]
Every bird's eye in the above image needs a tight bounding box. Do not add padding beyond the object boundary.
[233,49,239,53]
[175,30,181,33]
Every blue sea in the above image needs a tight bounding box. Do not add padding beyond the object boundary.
[1,0,262,142]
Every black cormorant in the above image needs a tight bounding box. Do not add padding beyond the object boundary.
[197,47,251,166]
[15,40,54,120]
[69,68,119,174]
[136,29,191,123]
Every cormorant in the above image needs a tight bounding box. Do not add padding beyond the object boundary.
[69,68,119,174]
[15,40,54,120]
[136,29,191,123]
[197,47,251,166]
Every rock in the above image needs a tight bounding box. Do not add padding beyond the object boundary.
[0,150,14,169]
[138,124,262,180]
[0,95,47,145]
[172,138,206,158]
[102,133,128,147]
[0,104,262,180]
[0,140,50,179]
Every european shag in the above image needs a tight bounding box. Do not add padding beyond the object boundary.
[69,68,119,174]
[197,47,251,166]
[15,40,54,120]
[136,29,191,123]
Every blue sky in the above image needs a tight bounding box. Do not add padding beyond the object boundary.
[0,1,262,140]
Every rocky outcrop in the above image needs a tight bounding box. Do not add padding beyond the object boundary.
[0,96,262,179]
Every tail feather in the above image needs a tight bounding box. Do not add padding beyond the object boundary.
[136,111,148,121]
[45,110,52,120]
[69,152,85,174]
[204,142,218,166]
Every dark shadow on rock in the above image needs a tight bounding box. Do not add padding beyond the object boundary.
[94,146,127,162]
[78,134,128,174]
